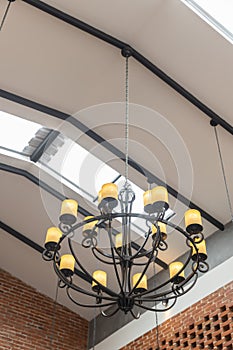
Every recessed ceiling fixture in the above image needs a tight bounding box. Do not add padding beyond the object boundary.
[43,47,209,319]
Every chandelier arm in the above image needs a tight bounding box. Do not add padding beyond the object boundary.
[64,214,108,235]
[107,221,125,295]
[53,260,117,301]
[130,231,150,260]
[134,297,177,312]
[91,247,120,265]
[130,309,141,319]
[134,273,198,303]
[66,288,117,308]
[101,306,120,318]
[68,238,119,298]
[128,239,158,296]
[92,246,120,260]
[132,249,193,298]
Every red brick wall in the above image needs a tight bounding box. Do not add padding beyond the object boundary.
[0,268,88,350]
[121,281,233,350]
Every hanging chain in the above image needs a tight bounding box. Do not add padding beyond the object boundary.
[214,126,233,221]
[50,279,59,349]
[124,56,129,185]
[0,0,14,32]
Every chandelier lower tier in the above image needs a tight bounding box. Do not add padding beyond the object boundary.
[43,183,209,319]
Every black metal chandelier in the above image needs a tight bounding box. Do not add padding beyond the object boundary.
[43,50,209,319]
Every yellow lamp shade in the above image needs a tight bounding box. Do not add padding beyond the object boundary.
[132,273,147,293]
[83,216,98,235]
[185,209,203,233]
[191,239,207,261]
[143,190,154,213]
[101,183,118,200]
[92,270,107,292]
[152,222,167,240]
[45,227,62,250]
[60,254,75,277]
[169,261,185,284]
[151,186,169,211]
[115,233,122,249]
[60,199,78,225]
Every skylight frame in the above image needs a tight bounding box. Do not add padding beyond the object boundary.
[181,0,233,44]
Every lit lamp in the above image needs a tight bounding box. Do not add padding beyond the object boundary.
[92,270,107,292]
[185,209,203,234]
[98,183,118,211]
[143,190,153,213]
[115,233,123,250]
[60,199,78,225]
[60,254,75,277]
[169,261,185,284]
[151,186,169,212]
[45,227,62,251]
[83,216,98,237]
[132,273,148,293]
[191,238,207,261]
[152,222,167,240]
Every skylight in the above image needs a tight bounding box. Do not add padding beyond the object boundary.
[182,0,233,43]
[40,136,175,237]
[0,111,41,154]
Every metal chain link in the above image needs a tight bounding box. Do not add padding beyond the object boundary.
[214,126,233,221]
[124,56,129,185]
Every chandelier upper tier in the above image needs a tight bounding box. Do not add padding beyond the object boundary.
[42,49,209,319]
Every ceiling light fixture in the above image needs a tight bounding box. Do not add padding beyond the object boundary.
[43,47,209,319]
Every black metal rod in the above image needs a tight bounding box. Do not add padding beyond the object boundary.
[30,130,60,163]
[21,0,233,136]
[0,89,224,231]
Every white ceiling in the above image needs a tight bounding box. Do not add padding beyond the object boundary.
[0,0,233,321]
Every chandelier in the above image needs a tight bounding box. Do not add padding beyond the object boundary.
[42,49,209,319]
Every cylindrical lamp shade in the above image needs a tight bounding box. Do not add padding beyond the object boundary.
[83,216,98,236]
[132,273,148,293]
[191,239,207,261]
[185,209,203,234]
[60,199,78,225]
[60,254,75,277]
[169,261,185,284]
[115,233,122,249]
[151,186,169,211]
[92,270,107,292]
[45,227,62,250]
[152,222,167,240]
[101,183,118,200]
[143,190,153,213]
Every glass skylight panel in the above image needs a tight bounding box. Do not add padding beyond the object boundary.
[41,136,175,238]
[182,0,233,42]
[0,111,41,154]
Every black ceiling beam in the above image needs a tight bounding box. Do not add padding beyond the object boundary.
[22,0,233,136]
[0,162,168,269]
[30,129,60,163]
[0,220,91,283]
[0,89,224,231]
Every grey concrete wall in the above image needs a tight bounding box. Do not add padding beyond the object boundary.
[88,222,233,348]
